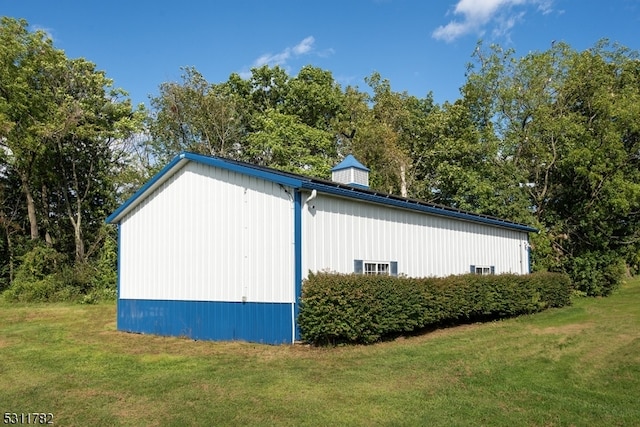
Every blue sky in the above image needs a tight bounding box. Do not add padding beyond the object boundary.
[2,0,639,107]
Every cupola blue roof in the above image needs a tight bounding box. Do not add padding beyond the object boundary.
[331,154,369,172]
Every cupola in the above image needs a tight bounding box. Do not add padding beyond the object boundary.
[331,154,369,188]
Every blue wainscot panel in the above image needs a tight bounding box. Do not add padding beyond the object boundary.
[118,299,293,345]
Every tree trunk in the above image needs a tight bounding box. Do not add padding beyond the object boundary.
[74,222,85,263]
[73,206,85,263]
[6,230,14,283]
[20,172,39,240]
[400,163,408,198]
[0,212,17,284]
[41,184,53,245]
[54,137,87,264]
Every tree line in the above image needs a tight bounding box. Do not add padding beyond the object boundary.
[1,17,638,300]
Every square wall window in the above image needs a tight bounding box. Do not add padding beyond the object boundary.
[471,265,495,275]
[364,262,390,275]
[355,260,398,276]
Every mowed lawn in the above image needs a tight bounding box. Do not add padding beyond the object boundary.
[1,279,639,427]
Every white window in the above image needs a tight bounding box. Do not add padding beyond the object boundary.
[364,262,390,275]
[471,265,495,275]
[354,260,398,276]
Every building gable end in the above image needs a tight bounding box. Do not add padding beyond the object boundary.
[106,152,304,224]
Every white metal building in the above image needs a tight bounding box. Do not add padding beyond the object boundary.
[106,152,535,344]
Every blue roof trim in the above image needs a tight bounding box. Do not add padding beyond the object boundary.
[180,152,303,188]
[301,181,538,233]
[348,183,370,190]
[331,154,370,172]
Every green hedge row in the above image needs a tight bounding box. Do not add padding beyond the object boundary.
[298,272,572,345]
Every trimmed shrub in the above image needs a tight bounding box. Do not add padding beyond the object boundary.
[298,271,571,345]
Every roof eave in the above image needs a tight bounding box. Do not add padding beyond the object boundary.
[301,181,538,233]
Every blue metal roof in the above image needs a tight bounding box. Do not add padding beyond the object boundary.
[331,154,370,172]
[106,151,537,233]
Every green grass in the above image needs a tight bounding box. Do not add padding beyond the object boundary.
[2,279,640,426]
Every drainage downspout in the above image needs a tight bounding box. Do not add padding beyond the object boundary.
[293,189,303,343]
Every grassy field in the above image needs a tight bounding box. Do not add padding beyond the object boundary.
[1,279,639,427]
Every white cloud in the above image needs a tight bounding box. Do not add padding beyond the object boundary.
[254,51,291,67]
[292,36,315,55]
[491,10,525,40]
[318,47,336,58]
[253,36,316,68]
[432,21,472,42]
[536,0,554,14]
[239,36,334,79]
[432,0,553,42]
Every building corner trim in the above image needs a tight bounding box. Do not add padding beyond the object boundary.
[293,189,303,342]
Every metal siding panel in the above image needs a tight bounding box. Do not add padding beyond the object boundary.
[303,193,529,279]
[117,299,293,344]
[119,162,294,303]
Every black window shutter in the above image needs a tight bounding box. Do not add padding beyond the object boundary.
[470,265,476,274]
[354,259,363,274]
[390,261,398,277]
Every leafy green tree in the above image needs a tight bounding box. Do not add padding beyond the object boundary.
[0,17,63,241]
[284,65,346,131]
[365,73,415,196]
[245,65,290,114]
[551,43,640,293]
[38,57,142,263]
[149,67,244,166]
[0,163,25,287]
[336,73,435,197]
[0,17,143,295]
[461,40,640,294]
[246,109,337,177]
[149,65,346,177]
